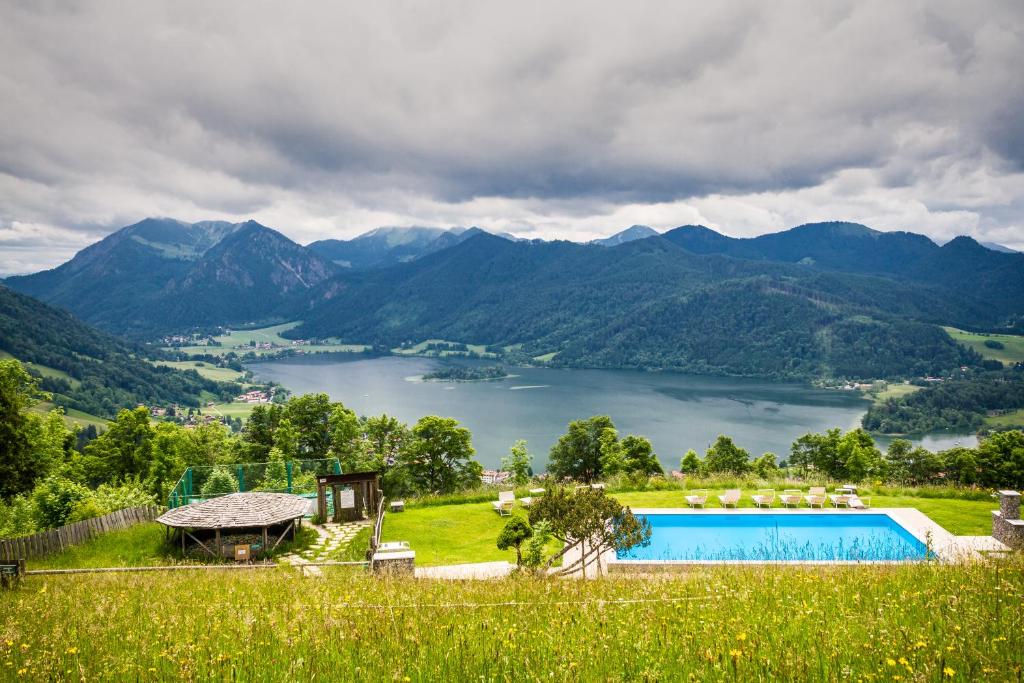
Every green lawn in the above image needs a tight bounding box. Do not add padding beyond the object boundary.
[30,521,317,569]
[171,321,368,357]
[944,326,1024,365]
[31,402,108,430]
[391,338,497,358]
[154,360,246,382]
[986,408,1024,428]
[204,401,262,420]
[381,501,560,566]
[866,382,920,404]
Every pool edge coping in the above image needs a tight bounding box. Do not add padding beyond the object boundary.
[607,507,962,564]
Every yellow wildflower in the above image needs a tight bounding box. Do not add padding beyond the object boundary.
[66,647,78,655]
[886,658,896,667]
[943,667,955,677]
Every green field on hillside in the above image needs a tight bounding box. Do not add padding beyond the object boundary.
[986,408,1024,428]
[203,401,263,420]
[2,561,1020,681]
[0,350,80,388]
[391,338,496,357]
[30,402,108,430]
[945,326,1024,364]
[154,360,246,382]
[170,321,369,357]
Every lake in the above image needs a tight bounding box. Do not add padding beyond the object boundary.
[249,356,977,471]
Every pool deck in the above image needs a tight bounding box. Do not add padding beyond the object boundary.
[569,507,1007,577]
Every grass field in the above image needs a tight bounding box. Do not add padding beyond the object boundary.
[866,381,921,404]
[30,402,108,430]
[30,522,317,570]
[391,338,497,357]
[1,561,1021,681]
[986,408,1024,428]
[0,350,80,388]
[203,401,263,420]
[154,360,246,383]
[945,326,1024,365]
[170,321,368,358]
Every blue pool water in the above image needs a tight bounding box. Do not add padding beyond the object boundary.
[617,514,929,562]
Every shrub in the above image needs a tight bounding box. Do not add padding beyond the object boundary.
[201,467,239,496]
[32,477,91,529]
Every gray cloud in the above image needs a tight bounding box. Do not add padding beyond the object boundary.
[1,0,1023,274]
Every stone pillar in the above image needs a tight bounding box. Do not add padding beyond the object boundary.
[999,490,1020,520]
[992,491,1024,549]
[371,550,415,575]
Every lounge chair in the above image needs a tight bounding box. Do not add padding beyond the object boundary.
[804,486,826,508]
[779,490,802,507]
[376,541,411,553]
[492,490,515,516]
[847,495,871,510]
[829,493,851,508]
[751,489,775,508]
[685,489,709,508]
[718,489,741,508]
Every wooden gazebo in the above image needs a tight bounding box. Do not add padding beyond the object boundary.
[156,492,310,559]
[315,471,382,523]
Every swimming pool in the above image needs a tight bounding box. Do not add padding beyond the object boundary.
[615,513,930,562]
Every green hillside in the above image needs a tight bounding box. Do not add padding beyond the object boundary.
[0,285,241,418]
[944,327,1024,365]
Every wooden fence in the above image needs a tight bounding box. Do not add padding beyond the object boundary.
[0,505,161,561]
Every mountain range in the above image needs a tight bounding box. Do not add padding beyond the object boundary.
[6,218,1023,380]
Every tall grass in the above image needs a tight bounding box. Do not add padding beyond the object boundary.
[1,560,1021,680]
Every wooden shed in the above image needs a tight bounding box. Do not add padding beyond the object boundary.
[156,492,311,559]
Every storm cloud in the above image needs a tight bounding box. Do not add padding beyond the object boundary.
[1,0,1023,273]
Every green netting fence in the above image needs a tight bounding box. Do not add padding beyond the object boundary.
[167,458,342,508]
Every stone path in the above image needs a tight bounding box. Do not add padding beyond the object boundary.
[279,520,371,576]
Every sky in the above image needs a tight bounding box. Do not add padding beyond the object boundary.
[1,1,1023,274]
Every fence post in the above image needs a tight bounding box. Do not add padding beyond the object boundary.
[237,465,246,492]
[333,459,341,475]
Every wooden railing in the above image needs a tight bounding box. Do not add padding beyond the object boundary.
[368,492,386,559]
[0,505,161,561]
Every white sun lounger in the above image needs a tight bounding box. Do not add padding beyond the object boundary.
[492,490,516,516]
[684,489,709,508]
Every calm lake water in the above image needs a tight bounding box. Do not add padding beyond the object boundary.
[249,356,977,471]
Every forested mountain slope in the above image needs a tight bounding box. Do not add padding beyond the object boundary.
[292,233,980,380]
[0,286,238,417]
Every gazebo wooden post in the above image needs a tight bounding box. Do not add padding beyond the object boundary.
[181,528,186,554]
[215,529,221,558]
[262,527,268,557]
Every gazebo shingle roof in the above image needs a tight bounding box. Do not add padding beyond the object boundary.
[157,492,311,529]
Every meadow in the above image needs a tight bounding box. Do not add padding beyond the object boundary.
[169,322,368,358]
[1,560,1021,681]
[153,360,246,383]
[944,327,1024,365]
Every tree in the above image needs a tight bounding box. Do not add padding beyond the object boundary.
[751,452,778,479]
[282,393,334,459]
[679,449,702,475]
[399,416,482,494]
[942,446,979,486]
[201,466,238,496]
[81,407,154,484]
[703,435,750,474]
[272,418,300,461]
[241,403,281,461]
[259,447,289,491]
[501,440,533,486]
[548,415,615,482]
[0,359,48,497]
[836,429,883,481]
[790,429,842,476]
[598,427,627,477]
[496,517,533,567]
[522,519,552,570]
[328,403,361,469]
[32,476,90,529]
[975,430,1024,488]
[361,414,410,468]
[528,486,651,576]
[619,435,663,476]
[147,422,186,500]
